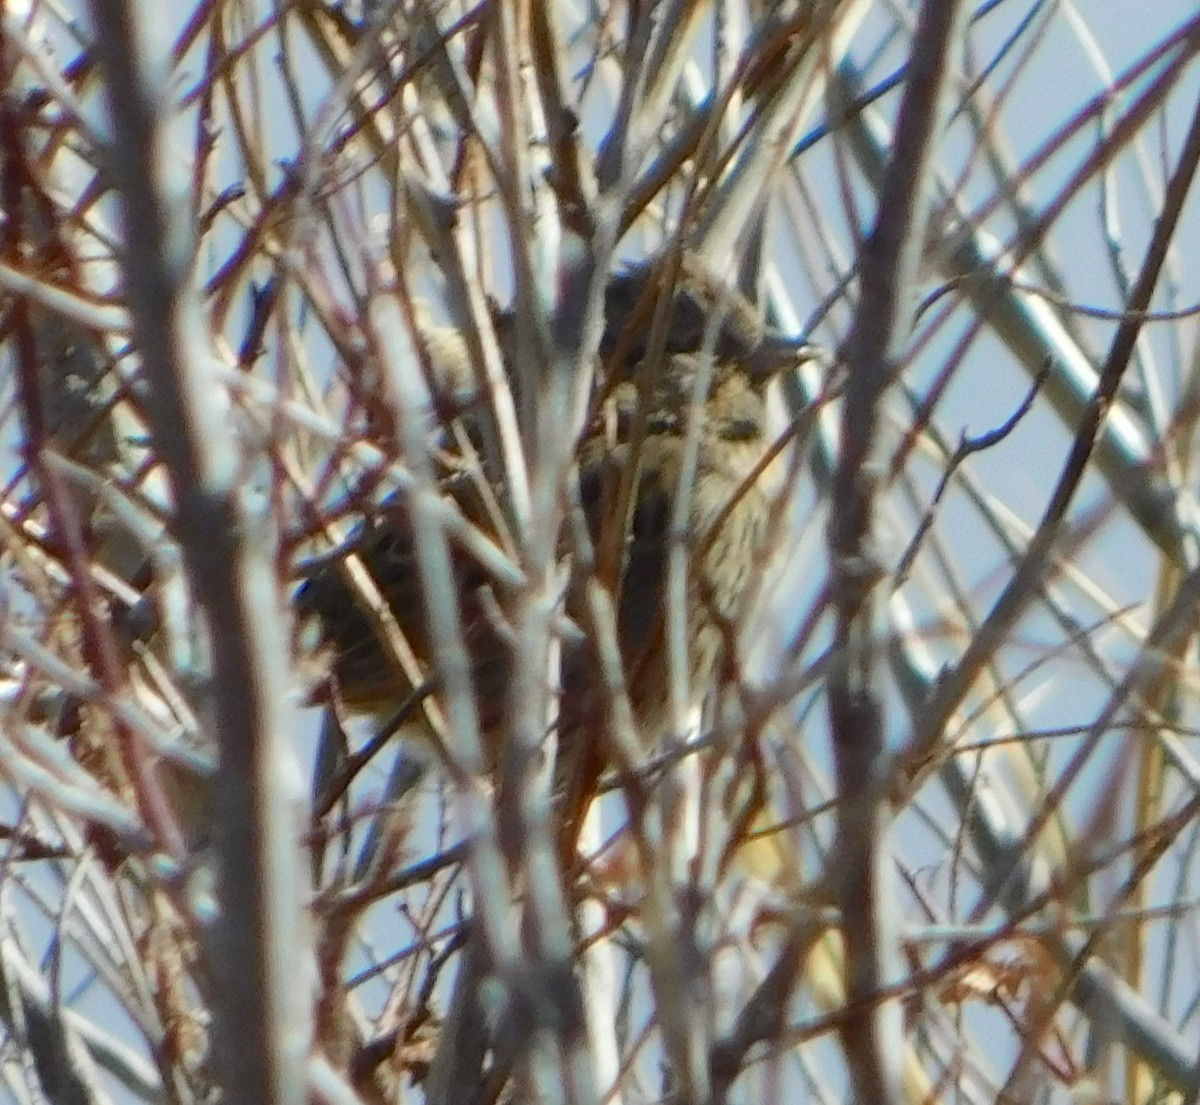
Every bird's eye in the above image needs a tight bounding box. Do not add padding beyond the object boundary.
[720,416,762,441]
[379,531,410,567]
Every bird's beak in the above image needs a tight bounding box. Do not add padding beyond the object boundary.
[746,336,824,381]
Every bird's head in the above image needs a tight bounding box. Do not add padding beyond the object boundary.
[596,255,821,450]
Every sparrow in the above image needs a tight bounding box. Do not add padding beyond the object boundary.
[295,253,815,777]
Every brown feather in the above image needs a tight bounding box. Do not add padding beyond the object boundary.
[295,254,812,772]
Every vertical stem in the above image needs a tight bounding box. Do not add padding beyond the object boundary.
[827,2,964,1101]
[86,6,309,1105]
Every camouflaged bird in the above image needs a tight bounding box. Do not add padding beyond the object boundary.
[295,253,817,770]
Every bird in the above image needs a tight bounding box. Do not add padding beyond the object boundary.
[294,252,815,789]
